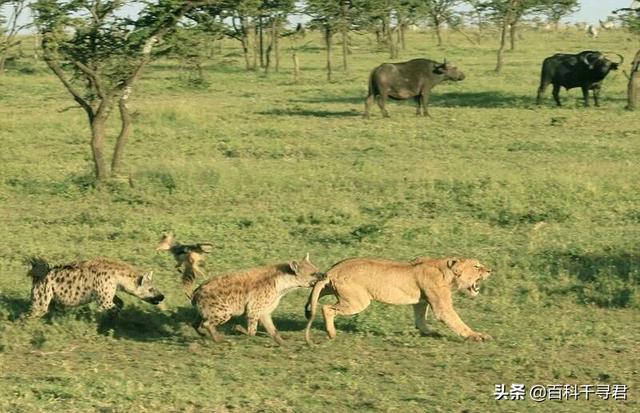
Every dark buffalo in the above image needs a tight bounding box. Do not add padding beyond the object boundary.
[364,58,465,118]
[536,50,623,107]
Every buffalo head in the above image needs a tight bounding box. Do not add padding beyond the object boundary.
[580,51,623,72]
[435,59,465,81]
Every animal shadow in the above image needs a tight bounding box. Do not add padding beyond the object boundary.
[430,91,532,108]
[258,108,360,117]
[96,305,198,342]
[0,295,31,321]
[538,250,638,308]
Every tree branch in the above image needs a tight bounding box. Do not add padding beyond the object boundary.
[42,54,94,118]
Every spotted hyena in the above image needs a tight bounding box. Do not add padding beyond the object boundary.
[25,257,165,319]
[191,253,324,345]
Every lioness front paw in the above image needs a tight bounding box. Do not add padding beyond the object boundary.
[466,332,492,342]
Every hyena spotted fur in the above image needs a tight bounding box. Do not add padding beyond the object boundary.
[25,257,165,319]
[191,253,324,345]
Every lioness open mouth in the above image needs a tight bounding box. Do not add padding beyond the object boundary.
[469,282,480,294]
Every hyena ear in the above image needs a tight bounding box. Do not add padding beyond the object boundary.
[289,261,300,275]
[156,232,173,251]
[137,272,153,286]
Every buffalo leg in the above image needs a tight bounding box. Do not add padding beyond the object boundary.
[592,85,601,107]
[377,93,390,118]
[414,96,423,116]
[536,82,550,105]
[364,93,375,118]
[422,91,431,117]
[552,84,562,106]
[581,86,590,107]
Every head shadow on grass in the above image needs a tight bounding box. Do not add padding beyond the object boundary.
[0,295,31,321]
[537,250,639,308]
[96,304,199,342]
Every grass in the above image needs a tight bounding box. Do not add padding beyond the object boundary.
[0,28,639,412]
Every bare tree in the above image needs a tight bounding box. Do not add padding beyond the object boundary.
[421,0,459,47]
[32,1,211,183]
[0,0,29,74]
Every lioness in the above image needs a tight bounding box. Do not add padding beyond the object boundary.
[304,257,492,344]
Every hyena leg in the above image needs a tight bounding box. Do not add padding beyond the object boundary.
[322,289,371,340]
[25,283,53,319]
[234,313,259,336]
[193,318,208,337]
[260,313,285,346]
[202,318,227,343]
[97,295,118,313]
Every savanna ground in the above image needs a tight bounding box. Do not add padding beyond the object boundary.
[0,27,639,412]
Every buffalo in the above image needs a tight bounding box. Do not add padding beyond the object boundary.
[364,58,465,118]
[536,50,623,107]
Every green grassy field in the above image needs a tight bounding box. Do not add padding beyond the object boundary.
[1,28,639,412]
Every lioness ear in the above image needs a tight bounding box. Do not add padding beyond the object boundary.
[447,259,458,269]
[304,252,310,263]
[289,261,300,275]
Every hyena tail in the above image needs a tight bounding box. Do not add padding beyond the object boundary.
[26,256,50,281]
[304,277,331,345]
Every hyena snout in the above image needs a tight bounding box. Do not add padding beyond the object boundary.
[143,293,165,305]
[134,271,165,305]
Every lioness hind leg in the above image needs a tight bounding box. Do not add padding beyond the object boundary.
[322,293,371,340]
[413,301,431,334]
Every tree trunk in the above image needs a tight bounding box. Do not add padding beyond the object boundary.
[111,92,132,175]
[89,110,110,182]
[292,52,299,83]
[264,18,274,74]
[325,26,333,81]
[509,21,517,51]
[274,17,280,72]
[0,55,6,74]
[627,50,640,110]
[240,19,251,70]
[495,19,508,73]
[400,22,406,50]
[435,18,443,46]
[252,24,258,70]
[259,17,264,68]
[341,0,348,71]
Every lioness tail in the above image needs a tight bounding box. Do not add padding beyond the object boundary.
[304,277,331,345]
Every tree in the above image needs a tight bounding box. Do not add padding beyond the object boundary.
[0,0,29,74]
[217,0,261,70]
[32,0,212,183]
[420,0,459,46]
[614,4,640,35]
[478,0,543,72]
[305,0,342,80]
[626,49,640,110]
[540,0,579,30]
[261,0,296,73]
